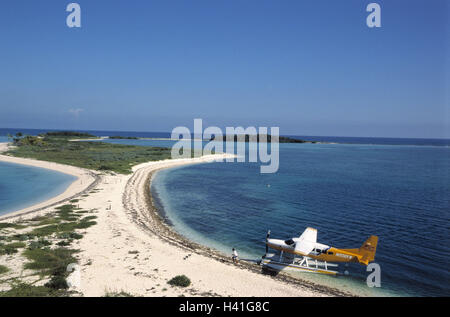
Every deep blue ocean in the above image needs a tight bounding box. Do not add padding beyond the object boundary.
[1,128,449,296]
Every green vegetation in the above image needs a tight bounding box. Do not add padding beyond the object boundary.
[23,247,77,274]
[168,275,191,287]
[55,204,80,221]
[9,233,34,241]
[104,290,135,297]
[0,242,26,255]
[45,275,69,290]
[0,265,9,275]
[214,134,316,143]
[7,133,173,174]
[42,131,96,138]
[56,240,71,247]
[31,217,61,227]
[28,239,52,250]
[29,216,96,238]
[0,205,97,296]
[82,215,97,221]
[12,135,48,147]
[0,282,66,297]
[279,136,317,143]
[0,223,26,230]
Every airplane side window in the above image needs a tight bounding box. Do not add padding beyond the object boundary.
[284,239,295,245]
[328,252,333,255]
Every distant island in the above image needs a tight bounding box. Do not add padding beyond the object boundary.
[105,134,317,143]
[41,131,96,138]
[211,135,317,143]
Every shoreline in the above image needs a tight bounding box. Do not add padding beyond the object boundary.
[146,172,354,297]
[0,148,351,296]
[122,155,353,297]
[0,143,99,221]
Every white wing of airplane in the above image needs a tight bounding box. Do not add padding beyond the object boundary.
[294,227,317,255]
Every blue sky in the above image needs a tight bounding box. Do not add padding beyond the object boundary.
[0,0,448,138]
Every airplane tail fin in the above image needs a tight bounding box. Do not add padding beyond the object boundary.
[357,235,378,265]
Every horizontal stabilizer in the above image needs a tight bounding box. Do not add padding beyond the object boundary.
[358,235,378,265]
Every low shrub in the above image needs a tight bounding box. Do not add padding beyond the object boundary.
[104,290,134,297]
[45,275,69,290]
[0,283,62,297]
[167,275,191,287]
[56,240,71,247]
[0,265,9,275]
[28,239,52,250]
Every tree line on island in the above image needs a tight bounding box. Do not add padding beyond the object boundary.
[7,131,318,145]
[7,131,96,146]
[5,131,172,174]
[210,134,317,143]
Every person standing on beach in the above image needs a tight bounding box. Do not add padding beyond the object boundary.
[232,248,239,264]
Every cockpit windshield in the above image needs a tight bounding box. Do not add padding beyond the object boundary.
[284,239,295,245]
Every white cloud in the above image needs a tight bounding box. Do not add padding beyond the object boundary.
[68,108,84,118]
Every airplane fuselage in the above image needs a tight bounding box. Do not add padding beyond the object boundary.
[266,238,361,264]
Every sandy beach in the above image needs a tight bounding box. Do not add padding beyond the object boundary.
[0,143,348,297]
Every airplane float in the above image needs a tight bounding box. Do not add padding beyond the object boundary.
[260,227,378,275]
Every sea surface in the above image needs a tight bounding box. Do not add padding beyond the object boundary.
[1,128,449,296]
[0,162,76,216]
[151,142,450,297]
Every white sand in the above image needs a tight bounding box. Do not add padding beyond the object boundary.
[0,142,10,153]
[0,147,339,297]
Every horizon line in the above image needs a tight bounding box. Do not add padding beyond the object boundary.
[0,126,449,141]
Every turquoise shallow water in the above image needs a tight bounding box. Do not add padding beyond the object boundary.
[0,162,76,216]
[152,143,450,297]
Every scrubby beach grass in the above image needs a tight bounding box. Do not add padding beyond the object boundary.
[0,242,26,255]
[0,265,9,275]
[104,290,135,297]
[0,282,67,297]
[0,204,98,296]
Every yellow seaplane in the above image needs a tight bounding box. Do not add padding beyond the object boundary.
[260,227,378,275]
